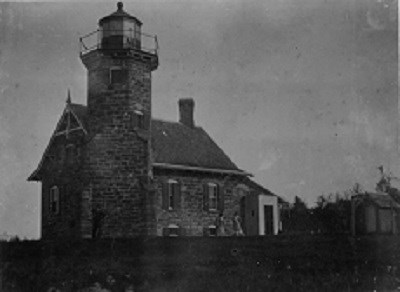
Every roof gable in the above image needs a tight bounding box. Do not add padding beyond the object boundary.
[28,103,87,181]
[54,104,87,137]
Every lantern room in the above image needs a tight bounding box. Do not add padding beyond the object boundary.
[99,2,142,51]
[80,2,158,69]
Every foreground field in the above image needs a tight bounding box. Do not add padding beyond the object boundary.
[1,235,400,291]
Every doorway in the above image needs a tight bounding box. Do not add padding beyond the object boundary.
[264,205,273,235]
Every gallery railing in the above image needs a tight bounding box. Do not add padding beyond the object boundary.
[80,29,158,57]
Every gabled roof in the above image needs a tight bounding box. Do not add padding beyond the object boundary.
[69,104,88,130]
[240,177,287,203]
[28,103,88,181]
[242,177,275,196]
[151,119,241,171]
[28,103,249,181]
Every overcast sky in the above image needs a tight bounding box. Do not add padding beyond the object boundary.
[0,0,397,238]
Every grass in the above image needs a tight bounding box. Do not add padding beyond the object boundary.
[1,235,400,291]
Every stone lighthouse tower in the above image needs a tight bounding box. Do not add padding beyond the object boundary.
[80,2,158,237]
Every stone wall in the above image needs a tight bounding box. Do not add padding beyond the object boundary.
[152,168,249,236]
[79,50,157,238]
[40,132,85,239]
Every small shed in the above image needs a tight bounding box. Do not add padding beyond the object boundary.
[243,192,279,236]
[351,192,400,235]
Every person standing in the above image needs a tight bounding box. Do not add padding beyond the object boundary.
[233,212,244,236]
[216,213,226,236]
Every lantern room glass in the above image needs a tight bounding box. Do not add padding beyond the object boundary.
[100,18,141,51]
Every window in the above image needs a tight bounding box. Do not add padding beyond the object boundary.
[208,225,217,236]
[168,180,178,210]
[134,110,144,129]
[162,224,180,237]
[168,224,179,237]
[110,68,128,85]
[208,183,218,211]
[162,179,181,211]
[49,186,60,215]
[203,183,224,212]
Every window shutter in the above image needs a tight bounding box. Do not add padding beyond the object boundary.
[203,183,209,211]
[48,187,52,213]
[162,182,169,210]
[203,227,209,237]
[218,184,225,212]
[174,182,181,210]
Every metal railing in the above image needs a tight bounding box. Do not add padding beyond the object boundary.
[80,29,158,56]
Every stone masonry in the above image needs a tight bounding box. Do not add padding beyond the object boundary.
[79,47,158,238]
[153,169,248,236]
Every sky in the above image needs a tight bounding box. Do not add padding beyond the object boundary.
[0,0,397,238]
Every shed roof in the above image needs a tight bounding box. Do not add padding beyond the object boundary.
[359,192,400,209]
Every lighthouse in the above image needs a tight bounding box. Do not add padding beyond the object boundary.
[29,2,279,240]
[79,2,159,237]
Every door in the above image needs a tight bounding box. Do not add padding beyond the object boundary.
[264,205,273,235]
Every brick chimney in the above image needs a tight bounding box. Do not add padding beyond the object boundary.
[179,98,195,128]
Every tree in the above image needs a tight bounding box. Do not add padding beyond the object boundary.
[293,196,308,212]
[281,196,314,234]
[311,191,352,234]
